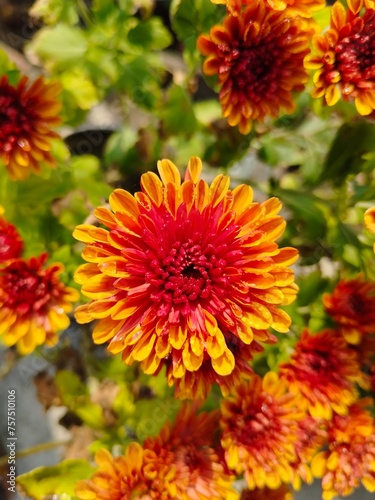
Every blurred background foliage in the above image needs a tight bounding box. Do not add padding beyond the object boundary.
[0,0,374,496]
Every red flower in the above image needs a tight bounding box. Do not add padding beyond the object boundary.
[220,372,305,490]
[197,0,312,134]
[74,157,298,399]
[240,484,293,500]
[323,276,375,344]
[0,75,61,180]
[0,207,23,263]
[311,398,375,500]
[279,329,364,419]
[304,0,375,114]
[0,254,79,354]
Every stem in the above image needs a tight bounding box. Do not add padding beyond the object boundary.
[0,440,71,468]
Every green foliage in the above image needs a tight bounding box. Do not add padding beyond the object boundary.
[17,460,94,500]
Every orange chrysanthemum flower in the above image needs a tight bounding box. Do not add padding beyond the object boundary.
[279,329,364,419]
[73,157,298,399]
[365,206,375,252]
[220,372,305,490]
[323,276,375,345]
[0,75,61,180]
[311,398,375,500]
[0,253,79,354]
[211,0,324,18]
[240,484,293,500]
[76,404,238,500]
[305,0,375,115]
[0,207,23,263]
[197,1,312,134]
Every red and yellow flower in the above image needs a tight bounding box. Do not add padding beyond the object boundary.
[220,372,305,490]
[311,398,375,500]
[305,0,375,115]
[76,404,238,500]
[0,206,23,263]
[323,276,375,344]
[211,0,324,18]
[73,157,298,399]
[197,0,312,134]
[279,329,364,419]
[365,206,375,252]
[0,75,61,180]
[0,253,79,354]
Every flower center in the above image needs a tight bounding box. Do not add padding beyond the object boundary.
[2,266,51,315]
[148,239,224,308]
[0,88,34,152]
[336,15,375,83]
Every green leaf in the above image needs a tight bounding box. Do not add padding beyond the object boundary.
[161,84,197,137]
[297,271,329,308]
[17,460,94,500]
[27,24,88,69]
[61,70,99,110]
[320,120,375,185]
[128,18,172,51]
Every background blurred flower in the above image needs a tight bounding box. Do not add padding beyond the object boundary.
[305,0,375,114]
[211,0,324,17]
[0,253,79,354]
[279,329,364,419]
[323,276,375,344]
[220,372,305,490]
[74,157,298,399]
[0,75,61,180]
[0,206,23,263]
[365,206,375,252]
[197,0,311,134]
[311,398,375,500]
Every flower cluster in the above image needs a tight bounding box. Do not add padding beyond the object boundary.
[0,75,61,180]
[73,157,298,399]
[75,404,237,500]
[0,253,79,354]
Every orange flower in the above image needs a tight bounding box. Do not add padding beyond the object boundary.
[305,0,375,114]
[197,1,311,134]
[220,372,305,490]
[0,207,23,263]
[323,276,375,344]
[0,254,79,354]
[364,206,375,252]
[211,0,324,18]
[73,157,298,399]
[0,75,61,180]
[75,404,238,500]
[240,484,293,500]
[311,398,375,500]
[279,329,364,419]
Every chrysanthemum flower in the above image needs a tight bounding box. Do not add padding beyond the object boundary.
[311,398,375,500]
[279,329,364,419]
[365,206,375,252]
[240,484,293,500]
[323,276,375,344]
[220,372,305,490]
[305,0,375,115]
[76,404,238,500]
[290,415,328,490]
[211,0,324,18]
[0,253,79,354]
[73,157,298,399]
[143,404,237,499]
[0,207,23,263]
[197,1,312,134]
[0,75,61,180]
